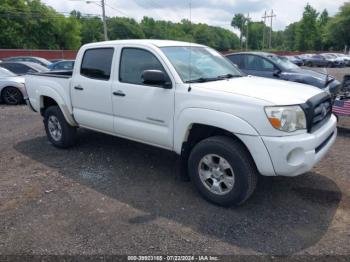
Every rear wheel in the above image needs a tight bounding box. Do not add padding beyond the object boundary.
[188,136,258,206]
[44,106,77,148]
[2,87,23,105]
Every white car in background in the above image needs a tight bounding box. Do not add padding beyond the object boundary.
[0,67,26,105]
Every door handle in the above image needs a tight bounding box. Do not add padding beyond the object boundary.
[74,85,84,91]
[113,90,126,97]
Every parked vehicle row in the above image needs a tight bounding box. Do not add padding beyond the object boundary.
[0,56,75,105]
[285,53,350,67]
[0,56,75,71]
[225,51,341,100]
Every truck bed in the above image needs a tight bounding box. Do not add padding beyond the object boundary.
[27,70,73,79]
[25,70,73,114]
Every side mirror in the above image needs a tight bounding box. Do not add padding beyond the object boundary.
[142,70,171,89]
[273,68,281,77]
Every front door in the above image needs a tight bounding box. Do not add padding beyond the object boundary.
[242,54,277,78]
[112,47,175,149]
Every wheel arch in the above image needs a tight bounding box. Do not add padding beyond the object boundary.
[39,94,77,127]
[175,108,275,176]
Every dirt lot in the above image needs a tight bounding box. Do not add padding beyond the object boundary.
[1,103,350,257]
[305,67,349,82]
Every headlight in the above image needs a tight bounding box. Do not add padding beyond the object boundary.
[265,105,307,132]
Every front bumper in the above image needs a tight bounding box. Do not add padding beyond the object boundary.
[261,114,337,177]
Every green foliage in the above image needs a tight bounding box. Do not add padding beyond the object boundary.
[1,1,349,52]
[0,1,239,51]
[231,13,246,46]
[295,4,319,51]
[231,2,350,52]
[324,2,350,50]
[0,0,81,49]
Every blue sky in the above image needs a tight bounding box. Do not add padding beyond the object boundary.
[42,0,344,33]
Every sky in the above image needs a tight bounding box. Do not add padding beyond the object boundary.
[41,0,345,34]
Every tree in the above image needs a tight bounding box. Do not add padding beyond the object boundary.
[325,2,350,51]
[108,17,145,40]
[295,4,319,51]
[231,13,246,48]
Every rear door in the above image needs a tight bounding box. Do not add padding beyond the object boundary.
[71,47,116,133]
[111,46,175,149]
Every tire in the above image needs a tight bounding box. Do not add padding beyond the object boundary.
[188,136,258,206]
[306,62,313,67]
[1,86,23,105]
[44,106,77,148]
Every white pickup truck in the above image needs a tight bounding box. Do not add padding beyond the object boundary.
[25,40,337,206]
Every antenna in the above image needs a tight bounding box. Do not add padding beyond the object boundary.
[188,0,192,92]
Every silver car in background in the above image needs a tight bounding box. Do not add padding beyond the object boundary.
[0,67,27,105]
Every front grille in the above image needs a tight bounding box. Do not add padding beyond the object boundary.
[301,92,332,133]
[312,100,332,126]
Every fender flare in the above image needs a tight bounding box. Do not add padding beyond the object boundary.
[174,108,259,153]
[174,108,276,176]
[38,89,77,127]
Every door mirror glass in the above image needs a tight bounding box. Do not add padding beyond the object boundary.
[142,70,171,88]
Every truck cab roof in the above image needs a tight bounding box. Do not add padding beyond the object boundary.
[82,39,204,49]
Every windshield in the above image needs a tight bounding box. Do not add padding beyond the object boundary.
[268,55,299,70]
[161,46,242,83]
[0,67,16,77]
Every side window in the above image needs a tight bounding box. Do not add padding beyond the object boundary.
[80,48,114,80]
[244,55,274,71]
[119,48,168,86]
[12,64,29,74]
[54,62,73,70]
[226,55,242,68]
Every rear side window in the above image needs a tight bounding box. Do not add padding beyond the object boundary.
[226,54,242,67]
[81,48,114,80]
[119,48,167,85]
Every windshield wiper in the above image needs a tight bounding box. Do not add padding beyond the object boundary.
[217,73,242,79]
[185,77,219,83]
[185,74,242,83]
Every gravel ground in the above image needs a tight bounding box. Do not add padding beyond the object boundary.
[0,104,350,258]
[304,67,350,82]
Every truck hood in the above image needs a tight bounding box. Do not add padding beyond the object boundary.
[281,68,340,95]
[192,76,323,105]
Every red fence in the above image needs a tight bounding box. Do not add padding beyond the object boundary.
[0,49,78,60]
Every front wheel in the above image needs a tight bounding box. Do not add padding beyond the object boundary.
[44,106,77,148]
[188,136,258,206]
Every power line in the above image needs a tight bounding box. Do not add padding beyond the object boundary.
[104,3,131,18]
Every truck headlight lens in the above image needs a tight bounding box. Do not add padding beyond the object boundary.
[265,106,307,132]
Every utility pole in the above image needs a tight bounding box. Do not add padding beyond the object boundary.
[245,13,250,51]
[262,11,267,50]
[101,0,108,41]
[72,0,108,40]
[268,9,276,49]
